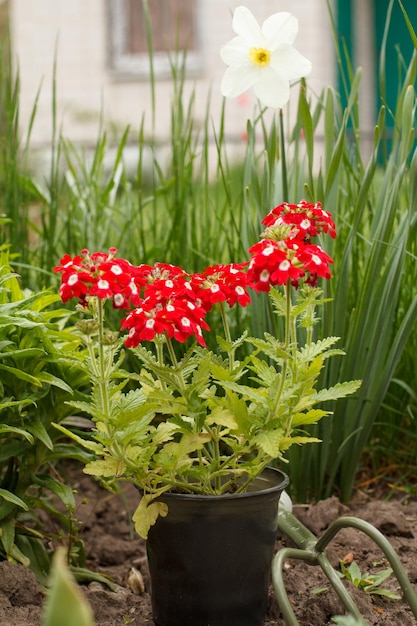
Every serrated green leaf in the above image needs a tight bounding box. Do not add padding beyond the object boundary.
[206,407,238,429]
[253,430,283,457]
[84,457,125,478]
[279,435,322,451]
[297,336,341,362]
[312,380,362,404]
[220,380,269,407]
[153,422,179,444]
[132,495,168,539]
[291,409,329,427]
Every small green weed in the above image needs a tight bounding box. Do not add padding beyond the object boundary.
[340,560,401,600]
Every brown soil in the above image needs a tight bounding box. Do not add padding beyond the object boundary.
[1,464,417,626]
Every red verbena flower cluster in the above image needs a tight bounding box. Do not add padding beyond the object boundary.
[54,254,252,348]
[53,201,335,347]
[247,200,335,292]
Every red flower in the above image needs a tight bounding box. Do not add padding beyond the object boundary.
[262,200,336,241]
[122,296,209,348]
[295,243,333,283]
[53,249,141,308]
[190,263,251,310]
[247,239,305,292]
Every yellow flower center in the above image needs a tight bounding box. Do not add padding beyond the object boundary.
[249,47,271,67]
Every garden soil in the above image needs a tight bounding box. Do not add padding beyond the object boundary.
[1,464,417,626]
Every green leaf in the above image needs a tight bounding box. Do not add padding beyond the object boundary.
[0,489,29,511]
[297,337,341,362]
[27,418,54,450]
[36,371,74,394]
[0,518,16,552]
[52,423,105,454]
[43,548,94,626]
[0,425,34,443]
[83,457,125,478]
[291,409,329,427]
[71,566,115,590]
[0,363,42,386]
[206,407,238,429]
[312,380,362,404]
[34,476,76,511]
[15,535,51,586]
[152,422,179,445]
[279,436,321,452]
[253,430,283,457]
[132,495,168,539]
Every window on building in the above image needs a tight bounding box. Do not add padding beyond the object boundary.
[109,0,200,78]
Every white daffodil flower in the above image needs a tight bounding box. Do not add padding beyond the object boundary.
[220,6,312,109]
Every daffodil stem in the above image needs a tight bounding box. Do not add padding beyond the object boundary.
[279,108,289,202]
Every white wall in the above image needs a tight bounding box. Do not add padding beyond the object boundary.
[9,0,336,152]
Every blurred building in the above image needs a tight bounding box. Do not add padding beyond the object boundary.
[6,0,417,156]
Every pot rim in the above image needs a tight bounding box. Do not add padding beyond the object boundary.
[158,467,289,502]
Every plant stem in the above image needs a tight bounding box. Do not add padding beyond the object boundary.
[165,335,186,390]
[95,298,112,426]
[219,301,234,371]
[268,280,292,422]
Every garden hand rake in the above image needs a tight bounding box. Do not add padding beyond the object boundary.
[272,493,417,625]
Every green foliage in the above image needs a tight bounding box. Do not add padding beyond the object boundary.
[340,560,401,600]
[0,249,91,582]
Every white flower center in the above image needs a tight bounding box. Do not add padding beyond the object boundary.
[114,293,124,306]
[279,260,290,271]
[312,255,322,265]
[98,279,109,290]
[68,273,78,286]
[181,317,191,327]
[235,286,245,295]
[262,245,275,257]
[111,265,123,275]
[260,270,270,282]
[249,47,271,67]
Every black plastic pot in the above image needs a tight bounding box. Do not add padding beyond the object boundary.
[146,467,289,626]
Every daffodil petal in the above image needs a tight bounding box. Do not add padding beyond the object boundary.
[232,6,265,46]
[220,37,249,66]
[253,69,290,109]
[262,13,298,48]
[221,63,260,98]
[271,45,312,80]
